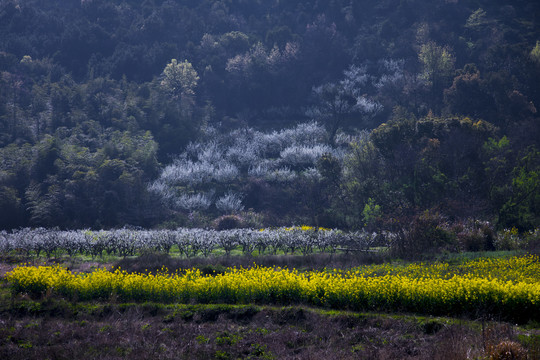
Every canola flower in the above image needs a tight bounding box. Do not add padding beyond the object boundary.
[5,256,540,322]
[258,225,330,232]
[284,225,331,231]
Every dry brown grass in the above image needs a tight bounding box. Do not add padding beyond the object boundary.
[0,299,538,360]
[113,251,389,275]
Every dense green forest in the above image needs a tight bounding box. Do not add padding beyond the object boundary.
[0,0,539,232]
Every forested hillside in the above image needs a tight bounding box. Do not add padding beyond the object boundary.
[1,0,539,231]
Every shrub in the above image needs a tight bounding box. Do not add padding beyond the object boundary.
[524,228,540,253]
[213,215,245,230]
[454,220,496,252]
[486,341,527,360]
[392,211,456,257]
[495,228,521,251]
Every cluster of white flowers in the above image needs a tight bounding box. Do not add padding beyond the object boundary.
[176,193,213,211]
[225,41,300,76]
[149,121,344,212]
[373,59,405,89]
[215,192,244,213]
[280,144,335,168]
[159,159,239,187]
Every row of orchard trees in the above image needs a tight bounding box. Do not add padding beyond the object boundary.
[0,227,388,259]
[3,222,537,260]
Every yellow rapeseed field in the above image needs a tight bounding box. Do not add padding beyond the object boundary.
[5,255,540,321]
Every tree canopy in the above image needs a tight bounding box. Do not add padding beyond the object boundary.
[0,0,539,230]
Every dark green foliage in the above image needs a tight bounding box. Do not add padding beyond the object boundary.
[213,215,245,231]
[0,0,539,230]
[0,186,24,228]
[391,211,457,257]
[498,146,540,231]
[451,220,496,252]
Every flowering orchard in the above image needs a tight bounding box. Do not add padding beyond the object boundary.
[6,256,539,323]
[0,227,390,258]
[148,121,352,214]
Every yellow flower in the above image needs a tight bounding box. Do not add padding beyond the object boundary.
[5,256,539,321]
